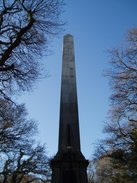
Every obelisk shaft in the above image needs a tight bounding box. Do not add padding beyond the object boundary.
[58,34,81,152]
[51,34,89,183]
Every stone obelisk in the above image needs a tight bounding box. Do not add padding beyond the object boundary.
[51,34,89,183]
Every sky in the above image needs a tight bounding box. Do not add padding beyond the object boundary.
[19,0,137,159]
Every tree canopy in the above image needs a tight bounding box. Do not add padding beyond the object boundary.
[0,0,64,101]
[90,28,137,183]
[0,0,64,182]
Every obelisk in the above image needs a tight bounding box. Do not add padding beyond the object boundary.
[51,34,89,183]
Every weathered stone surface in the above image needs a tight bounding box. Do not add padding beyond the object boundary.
[51,34,88,183]
[59,34,80,152]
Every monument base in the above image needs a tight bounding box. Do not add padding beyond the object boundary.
[51,151,89,183]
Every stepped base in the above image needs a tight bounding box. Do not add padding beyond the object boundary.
[51,151,89,183]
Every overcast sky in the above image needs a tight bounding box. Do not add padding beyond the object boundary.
[19,0,137,159]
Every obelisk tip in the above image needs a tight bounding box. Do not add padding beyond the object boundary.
[64,33,73,38]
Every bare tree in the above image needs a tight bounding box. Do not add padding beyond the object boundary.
[87,161,96,183]
[92,28,137,183]
[0,0,64,100]
[0,101,50,183]
[0,1,64,181]
[0,101,37,153]
[0,144,50,183]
